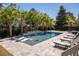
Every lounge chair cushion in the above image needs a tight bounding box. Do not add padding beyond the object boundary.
[54,41,70,46]
[54,41,71,49]
[64,36,74,39]
[66,34,75,37]
[60,37,73,41]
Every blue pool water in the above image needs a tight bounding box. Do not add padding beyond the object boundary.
[18,31,61,45]
[25,32,61,41]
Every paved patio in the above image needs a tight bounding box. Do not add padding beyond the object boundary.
[0,31,69,56]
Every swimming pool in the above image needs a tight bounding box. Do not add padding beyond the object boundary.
[17,31,61,45]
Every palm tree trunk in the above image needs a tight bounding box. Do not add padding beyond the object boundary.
[9,25,12,36]
[21,25,23,33]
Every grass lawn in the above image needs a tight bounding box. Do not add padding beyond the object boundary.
[0,45,13,56]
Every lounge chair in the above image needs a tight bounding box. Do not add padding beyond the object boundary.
[66,34,75,37]
[54,41,71,49]
[67,33,74,36]
[18,37,25,40]
[61,32,79,42]
[21,38,32,42]
[60,37,72,42]
[21,38,29,42]
[16,37,25,42]
[64,36,74,39]
[54,32,79,49]
[64,33,75,39]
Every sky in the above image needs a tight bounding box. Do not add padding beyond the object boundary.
[16,3,79,20]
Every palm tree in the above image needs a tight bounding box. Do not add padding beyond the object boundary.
[4,3,18,36]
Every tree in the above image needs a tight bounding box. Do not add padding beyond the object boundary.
[30,8,38,14]
[74,13,79,29]
[77,13,79,20]
[20,11,28,33]
[0,3,3,9]
[56,6,67,30]
[67,12,75,20]
[4,4,17,36]
[56,6,76,30]
[0,5,56,38]
[29,8,39,30]
[66,13,75,28]
[7,3,16,8]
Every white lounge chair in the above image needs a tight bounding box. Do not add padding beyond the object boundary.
[18,37,25,40]
[61,32,79,41]
[66,34,75,37]
[64,33,75,39]
[60,37,72,42]
[54,41,71,49]
[21,38,32,42]
[54,32,79,49]
[21,38,29,42]
[64,36,74,39]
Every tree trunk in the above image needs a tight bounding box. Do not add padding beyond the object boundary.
[21,26,23,33]
[9,25,12,37]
